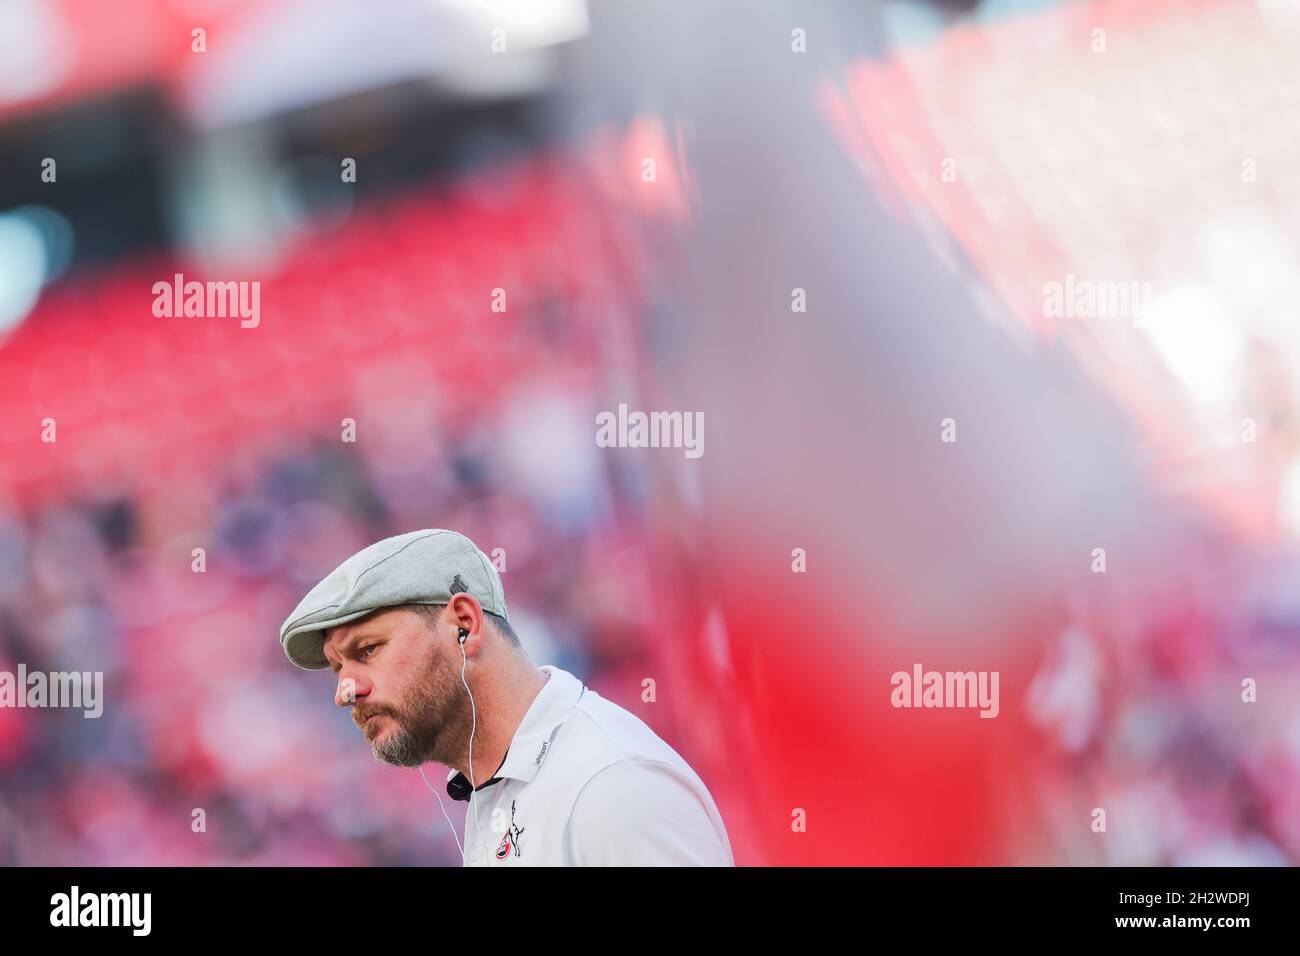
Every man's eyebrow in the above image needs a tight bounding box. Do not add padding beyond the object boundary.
[325,630,382,667]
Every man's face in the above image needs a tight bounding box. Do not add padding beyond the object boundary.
[322,607,466,767]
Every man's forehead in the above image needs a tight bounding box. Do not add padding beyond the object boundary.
[324,610,399,648]
[323,622,357,645]
[323,613,379,650]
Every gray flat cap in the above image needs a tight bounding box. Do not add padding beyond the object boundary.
[280,529,507,670]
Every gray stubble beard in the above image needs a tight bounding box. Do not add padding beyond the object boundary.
[370,650,468,769]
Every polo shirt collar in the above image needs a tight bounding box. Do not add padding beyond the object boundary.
[445,664,585,801]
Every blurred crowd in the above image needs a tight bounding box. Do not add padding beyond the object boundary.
[0,146,695,865]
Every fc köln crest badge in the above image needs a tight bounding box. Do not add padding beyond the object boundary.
[496,800,525,860]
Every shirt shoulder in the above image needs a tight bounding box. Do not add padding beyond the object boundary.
[561,753,734,866]
[564,686,704,777]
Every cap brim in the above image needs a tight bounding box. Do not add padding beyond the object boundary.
[281,608,383,670]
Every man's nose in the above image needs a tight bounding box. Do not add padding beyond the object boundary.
[335,672,370,708]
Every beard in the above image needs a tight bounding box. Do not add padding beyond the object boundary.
[357,651,467,768]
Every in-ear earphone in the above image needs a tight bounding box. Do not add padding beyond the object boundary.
[458,627,469,644]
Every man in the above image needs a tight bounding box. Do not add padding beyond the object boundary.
[279,528,734,866]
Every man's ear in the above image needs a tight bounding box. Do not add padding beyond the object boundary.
[446,593,484,641]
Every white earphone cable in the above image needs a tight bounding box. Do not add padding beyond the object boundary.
[418,763,464,859]
[459,636,481,866]
[416,628,481,866]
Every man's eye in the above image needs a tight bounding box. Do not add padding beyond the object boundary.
[361,644,378,658]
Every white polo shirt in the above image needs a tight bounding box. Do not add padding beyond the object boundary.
[446,664,734,866]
